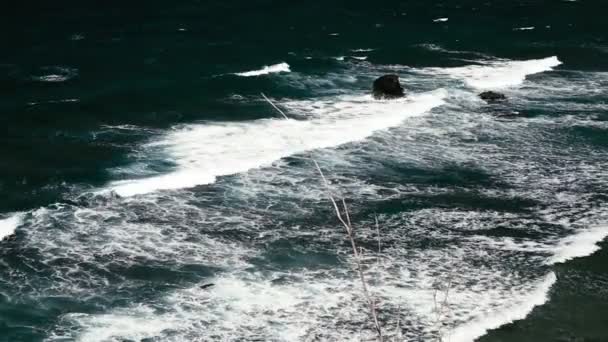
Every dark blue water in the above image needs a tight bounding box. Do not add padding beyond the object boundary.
[1,1,607,341]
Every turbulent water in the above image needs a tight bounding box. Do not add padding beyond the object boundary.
[1,1,607,341]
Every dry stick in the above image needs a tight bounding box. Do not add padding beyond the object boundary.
[375,215,381,254]
[432,288,441,341]
[342,198,352,228]
[261,92,289,119]
[433,270,454,342]
[375,214,382,262]
[394,304,402,341]
[261,93,383,341]
[313,161,383,342]
[439,273,454,342]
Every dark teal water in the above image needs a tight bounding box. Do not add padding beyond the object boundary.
[1,1,607,341]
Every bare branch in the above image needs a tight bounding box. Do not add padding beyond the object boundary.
[313,160,383,342]
[262,93,384,341]
[375,214,381,255]
[313,160,350,229]
[261,92,289,119]
[342,198,352,231]
[394,304,402,341]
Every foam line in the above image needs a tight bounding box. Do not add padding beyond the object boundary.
[0,213,24,240]
[109,89,446,196]
[547,225,608,264]
[448,272,557,342]
[427,56,562,89]
[235,62,291,77]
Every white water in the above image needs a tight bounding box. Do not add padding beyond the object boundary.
[48,213,606,342]
[548,225,608,264]
[10,56,608,341]
[428,56,562,89]
[32,66,78,83]
[27,98,80,106]
[55,274,362,342]
[0,213,23,240]
[448,272,557,342]
[36,75,71,82]
[446,222,608,341]
[109,89,447,196]
[514,26,536,31]
[235,62,291,77]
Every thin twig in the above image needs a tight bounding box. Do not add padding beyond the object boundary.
[314,160,383,342]
[375,214,381,260]
[433,270,454,342]
[342,198,352,229]
[375,215,381,254]
[262,93,383,341]
[394,304,402,341]
[261,92,289,119]
[433,289,439,318]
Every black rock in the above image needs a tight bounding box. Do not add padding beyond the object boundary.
[479,91,507,102]
[1,234,17,242]
[200,283,215,290]
[372,74,405,99]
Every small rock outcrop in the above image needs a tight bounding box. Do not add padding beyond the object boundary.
[479,91,506,102]
[373,74,405,99]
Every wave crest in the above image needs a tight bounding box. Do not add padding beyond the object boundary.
[235,62,291,77]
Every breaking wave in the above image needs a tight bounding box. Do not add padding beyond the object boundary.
[235,62,291,77]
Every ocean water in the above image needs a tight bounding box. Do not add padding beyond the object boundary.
[1,1,607,341]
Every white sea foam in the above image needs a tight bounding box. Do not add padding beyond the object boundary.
[547,225,608,264]
[52,273,368,342]
[36,75,71,82]
[433,18,449,22]
[60,307,176,342]
[21,200,258,298]
[416,44,493,59]
[32,66,78,82]
[427,56,562,89]
[70,33,85,41]
[514,26,536,31]
[0,213,23,240]
[235,62,291,77]
[17,54,608,342]
[448,272,556,342]
[99,124,145,131]
[51,236,558,342]
[419,43,450,53]
[109,89,447,196]
[27,98,80,106]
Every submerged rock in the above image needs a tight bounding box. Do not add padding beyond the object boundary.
[372,74,405,99]
[479,91,507,102]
